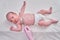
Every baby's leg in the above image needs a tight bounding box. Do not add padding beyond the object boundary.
[38,19,58,26]
[38,20,52,26]
[37,7,52,15]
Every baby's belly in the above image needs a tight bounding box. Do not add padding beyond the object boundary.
[23,14,35,25]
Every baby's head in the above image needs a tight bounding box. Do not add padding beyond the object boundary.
[6,12,19,23]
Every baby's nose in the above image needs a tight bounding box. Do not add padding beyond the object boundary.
[11,19,14,22]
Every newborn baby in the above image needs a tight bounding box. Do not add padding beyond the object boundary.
[6,1,58,32]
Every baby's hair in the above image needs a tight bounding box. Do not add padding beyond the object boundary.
[6,12,16,20]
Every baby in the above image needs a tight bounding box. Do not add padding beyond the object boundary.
[6,1,58,32]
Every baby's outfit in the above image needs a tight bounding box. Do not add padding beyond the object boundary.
[35,13,45,25]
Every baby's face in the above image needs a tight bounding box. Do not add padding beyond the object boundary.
[7,13,19,23]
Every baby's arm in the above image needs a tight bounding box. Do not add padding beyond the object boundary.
[38,19,58,26]
[10,21,22,32]
[19,1,26,17]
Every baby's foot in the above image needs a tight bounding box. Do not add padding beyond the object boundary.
[51,19,58,24]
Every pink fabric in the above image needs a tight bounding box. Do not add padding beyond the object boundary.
[24,26,34,40]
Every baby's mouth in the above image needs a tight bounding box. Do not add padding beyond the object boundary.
[11,20,17,24]
[14,20,17,23]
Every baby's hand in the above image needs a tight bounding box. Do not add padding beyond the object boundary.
[24,1,26,5]
[10,26,15,31]
[10,26,20,32]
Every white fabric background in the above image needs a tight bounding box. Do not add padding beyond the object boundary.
[0,0,60,40]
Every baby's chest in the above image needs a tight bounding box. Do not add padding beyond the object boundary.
[22,14,35,25]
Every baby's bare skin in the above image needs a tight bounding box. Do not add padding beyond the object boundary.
[6,1,58,32]
[37,7,52,15]
[22,14,35,25]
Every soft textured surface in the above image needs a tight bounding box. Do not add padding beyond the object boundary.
[0,0,60,40]
[0,32,60,40]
